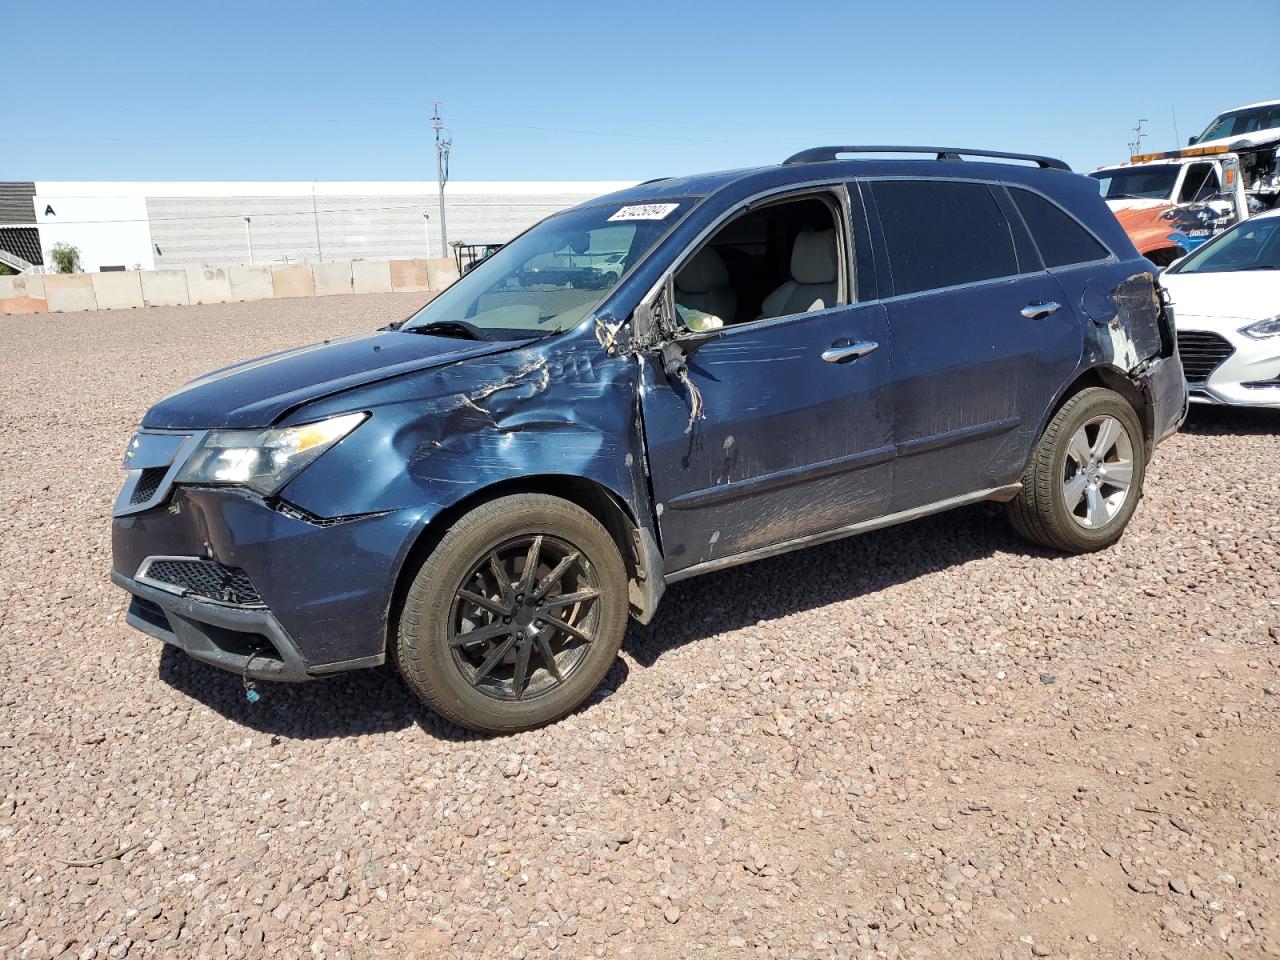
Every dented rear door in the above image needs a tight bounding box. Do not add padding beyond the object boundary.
[866,178,1082,511]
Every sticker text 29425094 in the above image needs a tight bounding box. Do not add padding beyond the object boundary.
[607,203,680,222]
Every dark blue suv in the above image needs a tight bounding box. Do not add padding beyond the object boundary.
[112,146,1187,733]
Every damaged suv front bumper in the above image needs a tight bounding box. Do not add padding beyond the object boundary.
[112,469,426,682]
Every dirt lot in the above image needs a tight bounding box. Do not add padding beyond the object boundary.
[1,293,1277,960]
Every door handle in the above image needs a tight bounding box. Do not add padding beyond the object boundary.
[1021,300,1061,320]
[821,339,879,364]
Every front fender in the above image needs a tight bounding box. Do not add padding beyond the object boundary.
[277,334,654,537]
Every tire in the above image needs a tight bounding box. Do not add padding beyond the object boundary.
[1006,387,1146,553]
[396,493,628,734]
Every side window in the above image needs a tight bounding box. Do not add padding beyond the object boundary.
[1009,188,1110,269]
[672,193,844,329]
[870,180,1017,296]
[1178,163,1217,203]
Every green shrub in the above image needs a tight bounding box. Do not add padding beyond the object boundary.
[51,243,82,274]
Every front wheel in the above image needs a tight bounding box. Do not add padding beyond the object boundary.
[396,494,628,734]
[1006,387,1146,553]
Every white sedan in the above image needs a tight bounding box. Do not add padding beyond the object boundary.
[1160,209,1280,407]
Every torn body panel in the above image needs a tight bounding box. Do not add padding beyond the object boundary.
[115,322,662,666]
[1047,265,1187,453]
[638,303,894,573]
[283,334,652,531]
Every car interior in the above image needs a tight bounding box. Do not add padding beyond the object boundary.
[674,196,840,328]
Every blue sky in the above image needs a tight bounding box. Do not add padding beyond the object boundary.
[3,0,1277,183]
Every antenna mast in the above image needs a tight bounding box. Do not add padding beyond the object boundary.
[1127,118,1149,156]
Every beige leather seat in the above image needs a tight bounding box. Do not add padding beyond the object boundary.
[759,228,838,319]
[675,247,737,325]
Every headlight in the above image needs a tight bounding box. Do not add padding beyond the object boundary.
[175,412,367,496]
[1240,316,1280,340]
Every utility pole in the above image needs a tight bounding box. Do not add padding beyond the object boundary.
[1127,118,1149,157]
[311,184,324,262]
[432,100,451,258]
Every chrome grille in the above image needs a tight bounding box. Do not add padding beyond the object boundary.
[1176,331,1234,384]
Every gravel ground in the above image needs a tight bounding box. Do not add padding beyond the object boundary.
[1,294,1278,960]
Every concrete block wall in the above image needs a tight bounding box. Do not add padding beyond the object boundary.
[352,260,392,294]
[271,265,315,299]
[141,270,190,307]
[0,274,48,314]
[312,262,353,296]
[185,267,233,304]
[0,257,458,314]
[92,272,145,310]
[229,266,274,300]
[389,259,430,292]
[44,275,97,312]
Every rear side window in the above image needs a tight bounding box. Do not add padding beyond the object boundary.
[871,180,1018,296]
[1010,188,1110,268]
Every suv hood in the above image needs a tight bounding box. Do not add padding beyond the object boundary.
[142,330,522,430]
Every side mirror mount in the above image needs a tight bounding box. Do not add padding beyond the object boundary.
[673,322,725,350]
[1187,136,1196,146]
[631,275,728,355]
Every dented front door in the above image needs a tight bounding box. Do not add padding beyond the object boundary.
[639,304,893,575]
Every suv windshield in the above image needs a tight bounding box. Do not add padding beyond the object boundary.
[1194,103,1280,144]
[1089,166,1179,201]
[1172,216,1280,274]
[403,200,690,339]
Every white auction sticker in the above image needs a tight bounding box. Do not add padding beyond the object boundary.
[608,203,680,222]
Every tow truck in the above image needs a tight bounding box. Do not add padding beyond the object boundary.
[1090,147,1252,267]
[1089,99,1279,267]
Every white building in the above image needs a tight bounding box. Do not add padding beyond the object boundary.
[0,180,635,273]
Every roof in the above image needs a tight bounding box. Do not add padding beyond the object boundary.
[1217,99,1280,113]
[589,155,1081,208]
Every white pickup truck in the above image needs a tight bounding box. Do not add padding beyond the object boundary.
[1187,99,1280,206]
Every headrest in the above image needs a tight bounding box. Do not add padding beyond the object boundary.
[791,228,838,285]
[676,247,729,293]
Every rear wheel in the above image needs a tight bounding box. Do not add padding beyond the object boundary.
[396,494,628,733]
[1006,387,1146,553]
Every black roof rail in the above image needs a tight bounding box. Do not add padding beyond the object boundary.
[783,145,1071,172]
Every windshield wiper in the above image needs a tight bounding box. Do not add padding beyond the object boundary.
[401,320,489,341]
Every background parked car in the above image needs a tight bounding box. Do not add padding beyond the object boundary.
[1161,208,1280,407]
